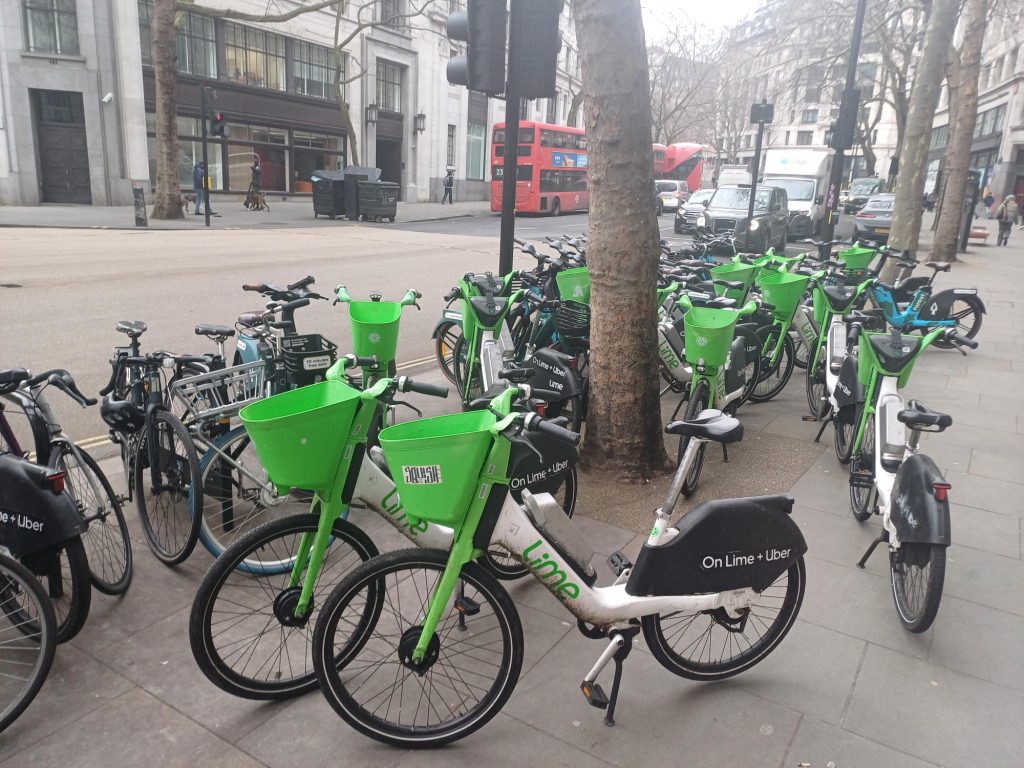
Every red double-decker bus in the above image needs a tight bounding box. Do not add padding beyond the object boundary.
[661,143,704,192]
[652,143,668,176]
[490,121,588,215]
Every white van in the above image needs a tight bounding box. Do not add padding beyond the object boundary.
[762,149,833,239]
[717,164,752,186]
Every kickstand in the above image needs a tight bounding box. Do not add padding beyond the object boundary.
[604,628,639,727]
[857,532,888,569]
[813,412,833,443]
[721,443,729,462]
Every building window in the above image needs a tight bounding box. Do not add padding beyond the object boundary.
[930,124,948,149]
[449,0,465,12]
[379,0,405,29]
[785,131,790,146]
[447,124,457,168]
[546,97,557,124]
[872,129,878,144]
[177,12,217,77]
[796,131,813,146]
[467,123,485,180]
[24,0,79,55]
[804,87,820,102]
[802,109,818,124]
[376,59,403,112]
[294,41,337,99]
[224,22,287,90]
[138,0,153,65]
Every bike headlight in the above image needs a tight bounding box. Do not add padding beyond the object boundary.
[748,219,760,232]
[696,215,706,228]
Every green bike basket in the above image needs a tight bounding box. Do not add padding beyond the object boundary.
[756,271,811,322]
[555,267,591,303]
[710,262,758,301]
[683,306,739,368]
[239,380,361,494]
[837,245,877,272]
[379,410,496,526]
[348,301,402,363]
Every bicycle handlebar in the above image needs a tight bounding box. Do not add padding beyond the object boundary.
[524,412,581,446]
[398,376,449,399]
[942,331,978,351]
[288,275,315,291]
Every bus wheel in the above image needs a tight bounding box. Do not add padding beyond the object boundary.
[551,197,561,216]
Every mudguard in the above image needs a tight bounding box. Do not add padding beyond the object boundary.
[234,333,264,365]
[0,454,85,557]
[431,307,464,338]
[508,432,578,499]
[889,453,951,546]
[833,355,865,408]
[0,392,52,464]
[525,347,582,399]
[918,288,986,321]
[626,494,807,595]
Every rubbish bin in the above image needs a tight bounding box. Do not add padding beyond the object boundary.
[357,181,400,223]
[310,170,346,219]
[341,166,381,221]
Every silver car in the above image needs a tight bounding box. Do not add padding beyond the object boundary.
[853,193,894,244]
[657,180,690,213]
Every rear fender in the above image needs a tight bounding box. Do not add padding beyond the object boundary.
[918,288,986,321]
[890,453,951,546]
[833,355,864,408]
[525,347,582,398]
[0,454,85,556]
[431,309,463,339]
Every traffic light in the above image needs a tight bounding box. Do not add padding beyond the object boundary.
[513,0,563,99]
[446,0,507,96]
[211,112,227,138]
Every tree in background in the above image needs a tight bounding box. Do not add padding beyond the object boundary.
[648,20,723,146]
[574,0,670,481]
[151,0,182,219]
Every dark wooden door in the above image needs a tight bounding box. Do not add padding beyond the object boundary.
[32,90,92,205]
[376,139,402,200]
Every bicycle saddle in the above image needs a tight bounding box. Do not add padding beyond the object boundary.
[665,409,743,444]
[924,261,951,272]
[0,368,30,395]
[115,320,147,338]
[237,311,264,327]
[897,400,952,431]
[195,323,236,340]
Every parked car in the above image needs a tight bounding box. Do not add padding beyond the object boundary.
[656,180,690,213]
[844,177,886,214]
[853,192,894,243]
[695,185,789,251]
[674,188,714,234]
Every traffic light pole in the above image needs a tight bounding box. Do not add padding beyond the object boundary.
[821,0,868,242]
[497,2,522,276]
[201,86,211,228]
[746,121,766,252]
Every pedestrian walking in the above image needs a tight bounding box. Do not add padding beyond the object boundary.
[983,191,995,219]
[994,194,1019,246]
[245,154,262,210]
[441,169,454,205]
[192,161,204,215]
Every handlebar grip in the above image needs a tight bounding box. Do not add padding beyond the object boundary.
[532,417,581,446]
[98,359,121,397]
[444,288,460,302]
[288,275,315,291]
[242,283,265,292]
[280,297,310,312]
[403,378,449,398]
[944,332,978,349]
[342,354,378,368]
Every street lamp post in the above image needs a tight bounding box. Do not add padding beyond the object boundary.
[746,101,773,252]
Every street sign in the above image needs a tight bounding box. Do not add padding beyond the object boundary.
[750,101,774,125]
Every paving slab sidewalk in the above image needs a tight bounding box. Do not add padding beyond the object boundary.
[5,217,1023,768]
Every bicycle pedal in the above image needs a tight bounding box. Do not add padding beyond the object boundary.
[580,680,609,709]
[849,471,874,489]
[455,596,481,616]
[800,415,818,422]
[607,551,632,577]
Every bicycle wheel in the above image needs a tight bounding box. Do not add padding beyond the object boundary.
[749,326,795,403]
[804,360,828,419]
[189,513,377,700]
[643,557,805,680]
[19,537,91,644]
[134,410,202,566]
[482,466,578,580]
[542,394,584,432]
[677,379,710,498]
[890,543,945,633]
[51,445,132,595]
[451,334,483,403]
[313,548,523,748]
[434,320,462,385]
[850,416,876,521]
[834,406,859,465]
[791,329,808,369]
[928,295,983,350]
[195,427,309,562]
[0,554,56,733]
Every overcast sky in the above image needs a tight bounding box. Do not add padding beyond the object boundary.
[641,0,765,40]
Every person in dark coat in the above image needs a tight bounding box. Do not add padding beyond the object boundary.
[442,170,454,204]
[192,161,204,215]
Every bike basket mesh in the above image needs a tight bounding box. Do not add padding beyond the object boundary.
[555,267,590,303]
[348,301,402,363]
[553,300,591,338]
[281,334,338,386]
[239,380,361,493]
[837,245,877,271]
[379,410,496,525]
[756,271,811,321]
[710,261,758,300]
[683,307,739,368]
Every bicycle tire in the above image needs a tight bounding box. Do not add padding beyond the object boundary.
[434,320,462,385]
[643,557,805,680]
[19,537,91,644]
[134,409,202,566]
[850,417,876,521]
[804,360,828,419]
[749,326,795,403]
[193,426,308,563]
[189,513,378,700]
[677,379,710,498]
[928,295,983,350]
[834,405,858,465]
[0,554,57,733]
[890,543,945,633]
[791,329,808,369]
[51,444,133,595]
[451,333,483,403]
[313,548,523,748]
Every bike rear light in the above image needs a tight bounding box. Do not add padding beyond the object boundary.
[533,402,547,416]
[931,482,951,502]
[47,471,66,494]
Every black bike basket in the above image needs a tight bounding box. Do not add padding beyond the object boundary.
[553,300,591,339]
[281,334,338,386]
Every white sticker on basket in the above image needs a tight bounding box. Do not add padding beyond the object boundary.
[303,355,331,371]
[403,465,442,485]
